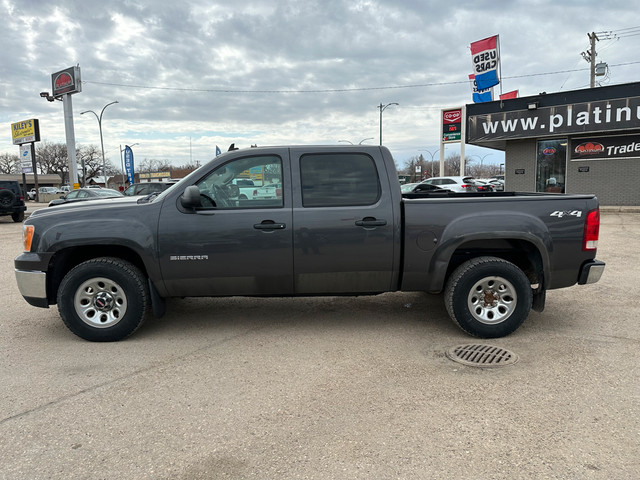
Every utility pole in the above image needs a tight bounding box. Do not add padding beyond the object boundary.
[582,32,599,88]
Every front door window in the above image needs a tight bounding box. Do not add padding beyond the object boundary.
[536,139,567,193]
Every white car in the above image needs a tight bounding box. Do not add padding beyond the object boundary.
[419,176,478,192]
[253,183,282,200]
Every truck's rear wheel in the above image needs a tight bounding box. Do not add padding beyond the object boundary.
[444,256,532,338]
[57,257,149,341]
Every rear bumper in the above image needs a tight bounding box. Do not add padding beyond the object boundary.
[0,205,27,215]
[578,259,606,285]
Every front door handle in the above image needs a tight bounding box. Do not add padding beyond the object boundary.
[254,220,286,230]
[355,217,387,227]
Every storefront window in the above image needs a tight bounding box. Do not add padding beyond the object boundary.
[536,139,567,193]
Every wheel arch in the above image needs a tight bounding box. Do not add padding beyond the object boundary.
[425,234,550,294]
[46,245,149,304]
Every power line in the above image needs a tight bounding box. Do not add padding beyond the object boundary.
[80,61,640,97]
[82,66,614,95]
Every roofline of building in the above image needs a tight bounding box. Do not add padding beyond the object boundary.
[466,81,640,116]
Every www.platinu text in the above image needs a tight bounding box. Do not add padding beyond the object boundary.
[482,105,640,134]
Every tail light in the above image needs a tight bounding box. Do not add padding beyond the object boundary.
[583,208,600,251]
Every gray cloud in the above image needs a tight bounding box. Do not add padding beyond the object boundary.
[1,0,639,166]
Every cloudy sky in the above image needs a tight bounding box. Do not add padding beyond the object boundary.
[1,0,639,171]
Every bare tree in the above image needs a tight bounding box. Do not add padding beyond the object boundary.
[0,153,20,174]
[77,145,104,184]
[138,158,172,175]
[36,142,68,182]
[35,142,118,185]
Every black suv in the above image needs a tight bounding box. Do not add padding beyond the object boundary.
[0,180,27,222]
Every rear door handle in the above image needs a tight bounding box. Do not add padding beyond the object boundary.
[254,220,286,230]
[355,217,387,227]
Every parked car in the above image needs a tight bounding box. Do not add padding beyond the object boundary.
[419,176,478,192]
[253,182,282,200]
[48,188,123,207]
[470,179,495,192]
[0,180,27,222]
[123,181,177,196]
[232,178,257,199]
[478,178,505,191]
[402,183,452,194]
[15,144,605,342]
[39,186,63,195]
[27,188,37,201]
[400,183,419,193]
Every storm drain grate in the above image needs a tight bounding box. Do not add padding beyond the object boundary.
[446,344,518,368]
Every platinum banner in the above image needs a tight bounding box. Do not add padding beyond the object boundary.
[468,96,640,142]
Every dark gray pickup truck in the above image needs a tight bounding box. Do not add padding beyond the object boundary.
[15,145,605,341]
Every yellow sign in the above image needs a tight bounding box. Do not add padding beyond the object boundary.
[141,171,171,179]
[11,119,40,145]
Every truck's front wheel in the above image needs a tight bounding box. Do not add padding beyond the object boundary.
[444,256,532,338]
[57,258,149,341]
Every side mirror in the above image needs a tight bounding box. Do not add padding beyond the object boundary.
[180,186,201,209]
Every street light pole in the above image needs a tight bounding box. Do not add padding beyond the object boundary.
[471,153,493,175]
[81,100,118,187]
[378,102,398,146]
[419,149,440,178]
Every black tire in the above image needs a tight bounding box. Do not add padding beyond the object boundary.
[57,257,149,341]
[0,189,16,207]
[11,211,24,222]
[444,256,532,338]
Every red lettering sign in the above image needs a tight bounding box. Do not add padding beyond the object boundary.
[443,110,462,123]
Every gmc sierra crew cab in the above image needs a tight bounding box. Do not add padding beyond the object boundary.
[14,145,605,341]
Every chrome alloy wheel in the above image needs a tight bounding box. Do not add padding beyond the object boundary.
[73,277,128,328]
[467,276,517,325]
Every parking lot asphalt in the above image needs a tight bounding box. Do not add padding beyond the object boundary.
[0,211,638,479]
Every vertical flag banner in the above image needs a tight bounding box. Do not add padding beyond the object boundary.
[470,35,500,90]
[124,145,135,185]
[468,74,494,103]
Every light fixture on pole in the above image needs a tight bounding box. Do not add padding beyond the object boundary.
[338,137,374,145]
[378,102,398,146]
[81,100,118,187]
[471,153,493,174]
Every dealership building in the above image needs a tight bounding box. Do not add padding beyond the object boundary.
[466,81,640,206]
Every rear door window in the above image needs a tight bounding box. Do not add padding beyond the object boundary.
[300,153,380,207]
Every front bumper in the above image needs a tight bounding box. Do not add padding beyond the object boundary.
[578,259,606,285]
[15,269,49,307]
[14,252,53,308]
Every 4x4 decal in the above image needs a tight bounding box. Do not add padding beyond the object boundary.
[550,210,582,218]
